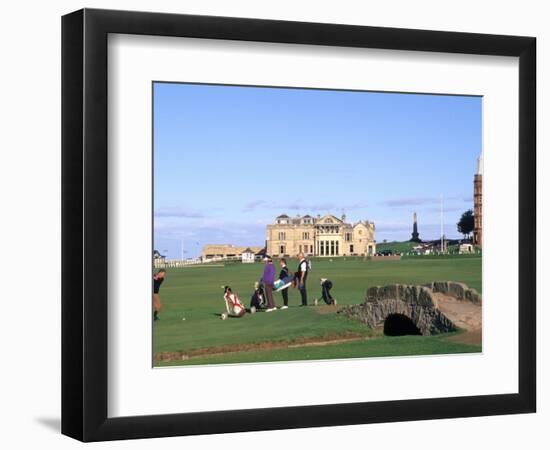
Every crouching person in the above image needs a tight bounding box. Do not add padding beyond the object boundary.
[222,286,246,319]
[319,278,336,305]
[250,281,264,311]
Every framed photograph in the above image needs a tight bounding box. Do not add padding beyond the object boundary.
[62,8,536,442]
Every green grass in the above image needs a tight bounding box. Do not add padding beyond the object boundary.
[375,241,418,253]
[401,253,482,260]
[154,257,481,366]
[160,333,481,366]
[376,241,482,258]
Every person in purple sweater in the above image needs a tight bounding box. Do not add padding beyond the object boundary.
[261,256,277,312]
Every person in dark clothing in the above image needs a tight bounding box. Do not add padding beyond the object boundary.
[278,258,290,309]
[320,278,336,305]
[296,253,308,306]
[152,269,166,321]
[250,281,264,310]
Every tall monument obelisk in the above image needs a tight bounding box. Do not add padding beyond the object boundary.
[410,212,421,242]
[473,153,483,247]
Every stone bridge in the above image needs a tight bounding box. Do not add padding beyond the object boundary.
[337,281,482,336]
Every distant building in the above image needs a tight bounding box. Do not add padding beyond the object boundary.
[202,244,263,261]
[241,248,256,263]
[459,243,474,254]
[413,243,433,255]
[266,213,376,257]
[473,153,483,247]
[153,249,166,268]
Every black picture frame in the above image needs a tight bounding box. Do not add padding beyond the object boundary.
[61,8,536,442]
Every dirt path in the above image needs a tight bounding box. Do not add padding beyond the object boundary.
[155,332,369,363]
[446,329,482,346]
[432,293,482,345]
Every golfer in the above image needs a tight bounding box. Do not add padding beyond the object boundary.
[153,269,166,321]
[320,278,336,305]
[296,253,309,306]
[262,256,277,312]
[278,258,291,309]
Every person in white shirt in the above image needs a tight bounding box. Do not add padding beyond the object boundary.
[296,252,309,306]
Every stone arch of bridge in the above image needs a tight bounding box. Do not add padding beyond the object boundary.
[383,313,422,336]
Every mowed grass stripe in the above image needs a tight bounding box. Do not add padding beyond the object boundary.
[157,333,481,366]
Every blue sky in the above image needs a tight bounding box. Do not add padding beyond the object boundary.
[154,82,481,259]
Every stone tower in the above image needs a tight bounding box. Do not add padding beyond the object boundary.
[473,154,483,247]
[410,212,421,242]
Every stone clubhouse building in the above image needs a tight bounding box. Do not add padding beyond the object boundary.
[201,213,376,261]
[266,213,376,258]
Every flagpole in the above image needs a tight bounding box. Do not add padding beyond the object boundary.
[440,194,444,253]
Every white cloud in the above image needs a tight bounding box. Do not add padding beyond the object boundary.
[154,206,204,218]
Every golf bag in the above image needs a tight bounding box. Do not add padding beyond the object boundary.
[223,288,246,317]
[273,274,294,291]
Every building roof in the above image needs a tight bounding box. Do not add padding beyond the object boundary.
[317,214,344,224]
[202,244,263,255]
[271,213,374,228]
[204,244,233,247]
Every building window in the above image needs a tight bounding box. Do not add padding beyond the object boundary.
[331,241,335,255]
[350,244,354,253]
[346,232,352,242]
[320,241,324,256]
[336,241,339,255]
[278,232,286,240]
[310,245,313,253]
[302,232,310,240]
[280,245,285,255]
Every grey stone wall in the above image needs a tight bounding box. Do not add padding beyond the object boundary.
[339,281,481,335]
[425,281,482,305]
